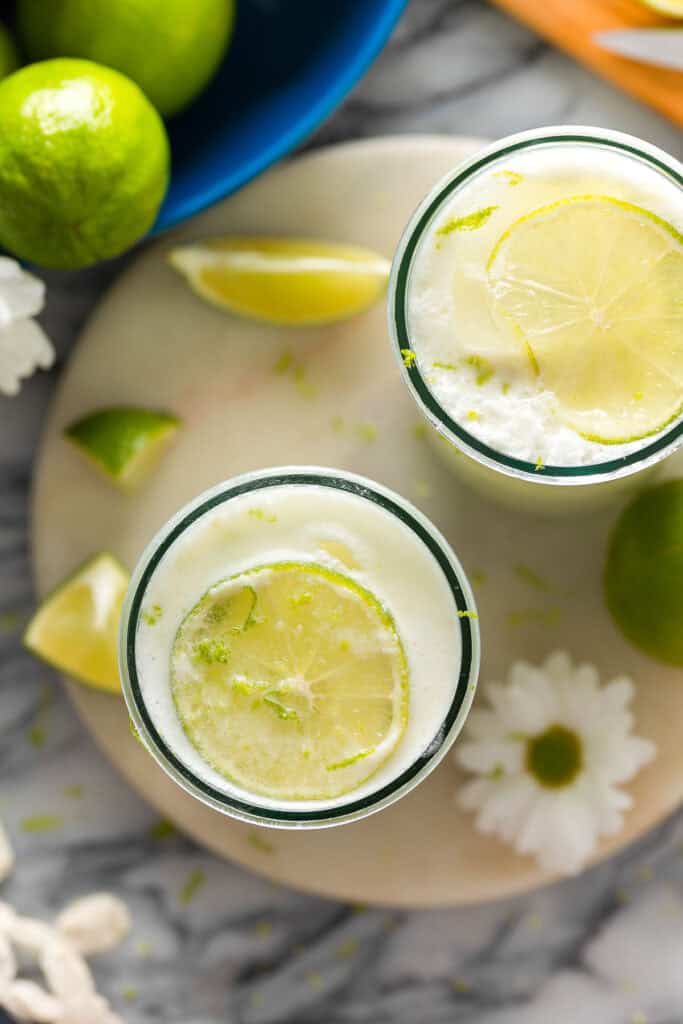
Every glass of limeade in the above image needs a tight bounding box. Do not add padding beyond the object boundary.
[120,467,479,828]
[389,126,683,514]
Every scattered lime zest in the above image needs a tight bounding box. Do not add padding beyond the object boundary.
[501,382,510,395]
[513,563,548,590]
[436,205,498,237]
[293,365,317,400]
[534,457,545,472]
[432,360,458,372]
[464,354,494,386]
[148,818,177,840]
[330,415,345,433]
[179,868,206,905]
[506,607,560,627]
[336,940,358,960]
[354,420,377,444]
[466,410,479,421]
[123,988,139,1003]
[401,348,416,368]
[306,971,323,991]
[472,570,487,587]
[254,920,273,938]
[27,684,52,748]
[273,349,294,374]
[0,610,20,633]
[247,829,275,854]
[195,638,231,664]
[249,507,277,524]
[63,784,84,799]
[457,610,479,620]
[21,814,63,833]
[494,170,523,186]
[413,422,429,440]
[142,603,163,626]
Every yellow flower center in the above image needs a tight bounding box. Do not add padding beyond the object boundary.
[526,724,583,788]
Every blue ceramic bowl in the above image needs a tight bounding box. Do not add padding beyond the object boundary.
[154,0,408,232]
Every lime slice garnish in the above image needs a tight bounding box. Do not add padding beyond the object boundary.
[487,195,683,443]
[636,0,683,15]
[605,480,683,667]
[64,407,179,490]
[168,238,390,326]
[24,553,128,694]
[171,562,409,800]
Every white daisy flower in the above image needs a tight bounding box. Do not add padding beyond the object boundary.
[0,257,54,396]
[455,651,656,876]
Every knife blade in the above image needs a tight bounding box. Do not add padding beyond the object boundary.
[594,28,683,71]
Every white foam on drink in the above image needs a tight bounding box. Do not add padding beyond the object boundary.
[408,140,683,467]
[134,483,464,811]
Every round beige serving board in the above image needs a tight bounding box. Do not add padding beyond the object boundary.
[32,136,683,907]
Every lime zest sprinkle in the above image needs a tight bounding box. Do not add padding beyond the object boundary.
[142,603,163,626]
[123,988,139,1002]
[400,348,416,368]
[247,829,275,854]
[290,591,313,608]
[63,784,84,799]
[195,638,231,664]
[494,170,523,186]
[502,382,511,395]
[330,415,345,433]
[336,940,359,960]
[251,993,265,1009]
[634,391,643,401]
[254,920,273,937]
[249,507,277,523]
[21,814,63,833]
[432,360,458,371]
[293,365,317,400]
[436,205,498,237]
[534,456,545,472]
[457,610,479,619]
[273,349,294,374]
[513,563,548,590]
[506,607,560,627]
[27,684,52,748]
[354,420,377,444]
[488,763,505,780]
[306,971,323,991]
[0,610,20,633]
[148,818,177,840]
[413,422,429,440]
[179,868,206,905]
[464,354,494,386]
[472,570,487,587]
[326,747,375,772]
[263,694,299,721]
[129,718,144,746]
[466,410,479,421]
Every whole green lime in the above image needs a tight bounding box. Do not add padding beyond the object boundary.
[18,0,235,117]
[0,59,170,269]
[605,479,683,666]
[0,22,18,80]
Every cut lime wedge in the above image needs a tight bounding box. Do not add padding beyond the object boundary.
[65,407,179,490]
[487,195,683,443]
[170,561,409,800]
[24,553,128,694]
[168,237,390,326]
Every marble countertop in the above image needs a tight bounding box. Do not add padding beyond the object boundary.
[2,2,683,1021]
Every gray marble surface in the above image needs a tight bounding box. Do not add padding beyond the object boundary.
[2,1,683,1020]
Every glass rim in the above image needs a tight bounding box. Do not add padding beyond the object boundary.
[389,125,683,486]
[119,466,480,829]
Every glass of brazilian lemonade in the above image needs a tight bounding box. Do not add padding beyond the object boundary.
[389,127,683,514]
[120,467,479,827]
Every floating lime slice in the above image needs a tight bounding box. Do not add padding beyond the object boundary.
[24,553,128,694]
[171,562,409,800]
[168,237,390,326]
[605,480,683,666]
[65,407,179,490]
[488,195,683,443]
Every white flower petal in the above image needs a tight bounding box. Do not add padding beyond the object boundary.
[0,264,45,325]
[40,939,94,999]
[56,893,131,956]
[0,930,16,985]
[8,916,58,959]
[0,820,14,882]
[0,979,63,1023]
[0,318,55,396]
[456,651,654,876]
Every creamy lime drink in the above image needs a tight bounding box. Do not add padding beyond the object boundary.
[391,128,683,512]
[121,468,479,827]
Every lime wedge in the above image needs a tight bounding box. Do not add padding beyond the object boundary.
[168,237,390,326]
[637,0,683,14]
[605,480,683,667]
[171,562,409,800]
[65,407,179,490]
[24,553,128,694]
[487,196,683,443]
